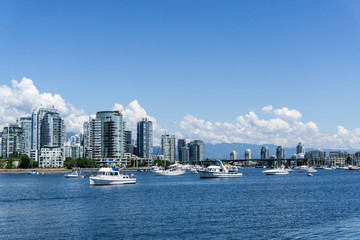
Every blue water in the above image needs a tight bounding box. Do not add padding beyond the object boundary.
[1,169,360,239]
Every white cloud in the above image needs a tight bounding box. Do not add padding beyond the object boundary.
[2,78,360,150]
[262,105,302,121]
[113,100,166,145]
[0,78,88,133]
[178,108,360,149]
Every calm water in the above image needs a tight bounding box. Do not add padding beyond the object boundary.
[1,169,360,239]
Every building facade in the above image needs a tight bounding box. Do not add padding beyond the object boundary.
[90,111,126,159]
[244,149,253,159]
[161,134,176,163]
[189,140,205,163]
[261,146,269,159]
[136,118,153,159]
[177,139,186,161]
[296,142,305,154]
[276,146,285,160]
[1,124,24,158]
[17,116,32,153]
[39,147,63,168]
[230,150,238,160]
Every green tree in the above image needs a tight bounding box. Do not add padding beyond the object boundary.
[6,157,14,169]
[18,155,31,169]
[0,159,6,168]
[64,157,75,169]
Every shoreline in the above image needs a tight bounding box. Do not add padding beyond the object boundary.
[0,168,72,174]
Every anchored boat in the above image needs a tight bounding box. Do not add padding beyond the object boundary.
[89,168,136,185]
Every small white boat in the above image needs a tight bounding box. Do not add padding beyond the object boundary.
[262,168,289,175]
[149,166,163,173]
[307,167,318,173]
[199,160,243,178]
[308,173,313,177]
[89,168,136,185]
[27,170,39,175]
[65,170,85,178]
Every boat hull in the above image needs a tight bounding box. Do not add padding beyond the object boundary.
[66,174,85,178]
[89,177,136,185]
[263,170,289,175]
[199,172,243,178]
[154,170,186,176]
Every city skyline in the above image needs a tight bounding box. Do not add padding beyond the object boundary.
[1,1,360,149]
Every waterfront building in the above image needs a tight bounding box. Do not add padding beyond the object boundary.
[261,146,269,159]
[329,151,348,159]
[39,147,63,168]
[177,139,186,161]
[90,111,126,159]
[1,124,24,158]
[64,134,83,160]
[180,146,190,162]
[189,140,205,163]
[40,111,66,149]
[305,149,325,159]
[31,105,58,151]
[17,116,32,153]
[137,118,153,159]
[296,142,305,154]
[230,150,238,160]
[244,149,253,159]
[82,121,91,159]
[276,146,285,160]
[161,134,176,163]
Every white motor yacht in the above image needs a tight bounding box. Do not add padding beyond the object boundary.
[262,168,289,175]
[198,160,243,178]
[155,163,186,176]
[89,168,136,185]
[155,169,186,176]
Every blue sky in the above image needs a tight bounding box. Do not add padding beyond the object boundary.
[1,0,360,148]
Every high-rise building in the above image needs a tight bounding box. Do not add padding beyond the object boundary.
[137,118,153,159]
[40,111,66,149]
[64,134,83,160]
[1,124,24,158]
[31,105,58,151]
[230,150,238,160]
[276,146,285,160]
[17,116,32,153]
[296,142,305,154]
[180,146,190,162]
[189,140,205,163]
[177,139,186,161]
[261,146,269,159]
[90,111,126,159]
[125,131,132,145]
[161,134,175,163]
[244,149,253,159]
[82,121,91,158]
